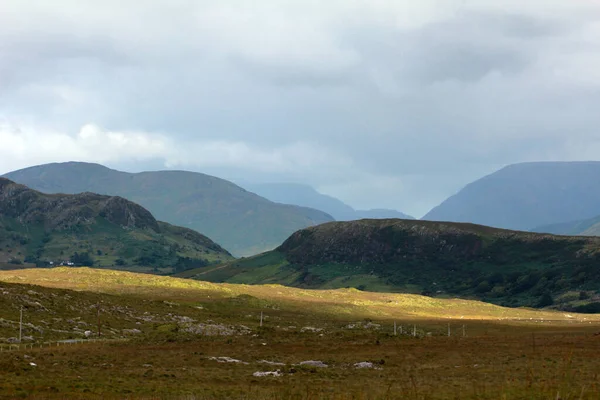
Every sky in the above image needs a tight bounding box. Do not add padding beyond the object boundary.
[1,1,600,218]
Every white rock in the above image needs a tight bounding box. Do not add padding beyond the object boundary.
[300,327,323,333]
[208,356,249,365]
[354,362,377,369]
[299,360,328,368]
[258,360,286,366]
[253,370,283,377]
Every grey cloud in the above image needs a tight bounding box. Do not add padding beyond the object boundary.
[1,1,600,217]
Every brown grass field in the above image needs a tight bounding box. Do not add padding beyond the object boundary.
[1,267,600,399]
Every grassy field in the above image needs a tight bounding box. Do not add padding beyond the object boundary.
[2,267,600,399]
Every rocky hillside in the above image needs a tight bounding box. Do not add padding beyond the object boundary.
[0,178,232,273]
[423,162,600,231]
[5,163,334,256]
[179,219,600,310]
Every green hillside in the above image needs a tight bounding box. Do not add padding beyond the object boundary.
[4,162,334,256]
[0,178,232,273]
[178,219,600,310]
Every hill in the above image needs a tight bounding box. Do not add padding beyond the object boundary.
[0,178,232,273]
[423,162,600,231]
[4,162,334,256]
[242,182,414,221]
[178,219,600,310]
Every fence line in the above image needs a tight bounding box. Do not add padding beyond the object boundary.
[0,338,127,353]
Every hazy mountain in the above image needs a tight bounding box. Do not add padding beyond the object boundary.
[178,219,600,308]
[242,183,414,221]
[423,162,600,231]
[0,178,232,272]
[4,163,334,256]
[533,214,600,237]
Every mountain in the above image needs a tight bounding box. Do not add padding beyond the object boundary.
[4,163,334,256]
[354,209,414,220]
[423,162,600,231]
[0,178,232,272]
[242,182,414,221]
[534,214,600,237]
[177,219,600,309]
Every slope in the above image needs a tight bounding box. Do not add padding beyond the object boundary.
[0,178,232,273]
[178,219,600,311]
[2,268,600,400]
[533,215,600,236]
[4,162,334,256]
[243,182,414,221]
[423,161,600,231]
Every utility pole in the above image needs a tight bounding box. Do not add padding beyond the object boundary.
[260,311,264,327]
[97,304,101,337]
[19,306,23,343]
[393,321,397,336]
[413,324,416,337]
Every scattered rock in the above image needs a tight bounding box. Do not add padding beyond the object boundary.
[354,362,379,369]
[258,360,286,366]
[123,329,142,335]
[298,360,328,368]
[253,370,283,377]
[363,322,381,330]
[183,323,250,336]
[208,356,249,365]
[300,327,323,333]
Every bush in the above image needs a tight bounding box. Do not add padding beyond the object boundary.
[536,293,554,308]
[70,252,94,266]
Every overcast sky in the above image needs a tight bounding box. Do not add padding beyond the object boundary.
[1,1,600,217]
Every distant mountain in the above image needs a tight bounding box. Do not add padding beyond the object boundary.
[423,162,600,231]
[533,215,600,236]
[354,209,414,220]
[178,219,600,310]
[4,163,333,256]
[242,183,414,221]
[0,178,232,272]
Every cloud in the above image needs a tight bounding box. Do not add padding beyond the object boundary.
[1,1,600,217]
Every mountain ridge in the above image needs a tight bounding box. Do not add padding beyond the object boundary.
[4,162,334,256]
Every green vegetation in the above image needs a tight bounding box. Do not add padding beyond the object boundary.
[179,219,600,310]
[0,178,232,273]
[2,268,600,399]
[4,162,334,256]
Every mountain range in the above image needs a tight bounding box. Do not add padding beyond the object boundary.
[4,162,334,256]
[0,178,232,272]
[241,183,414,221]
